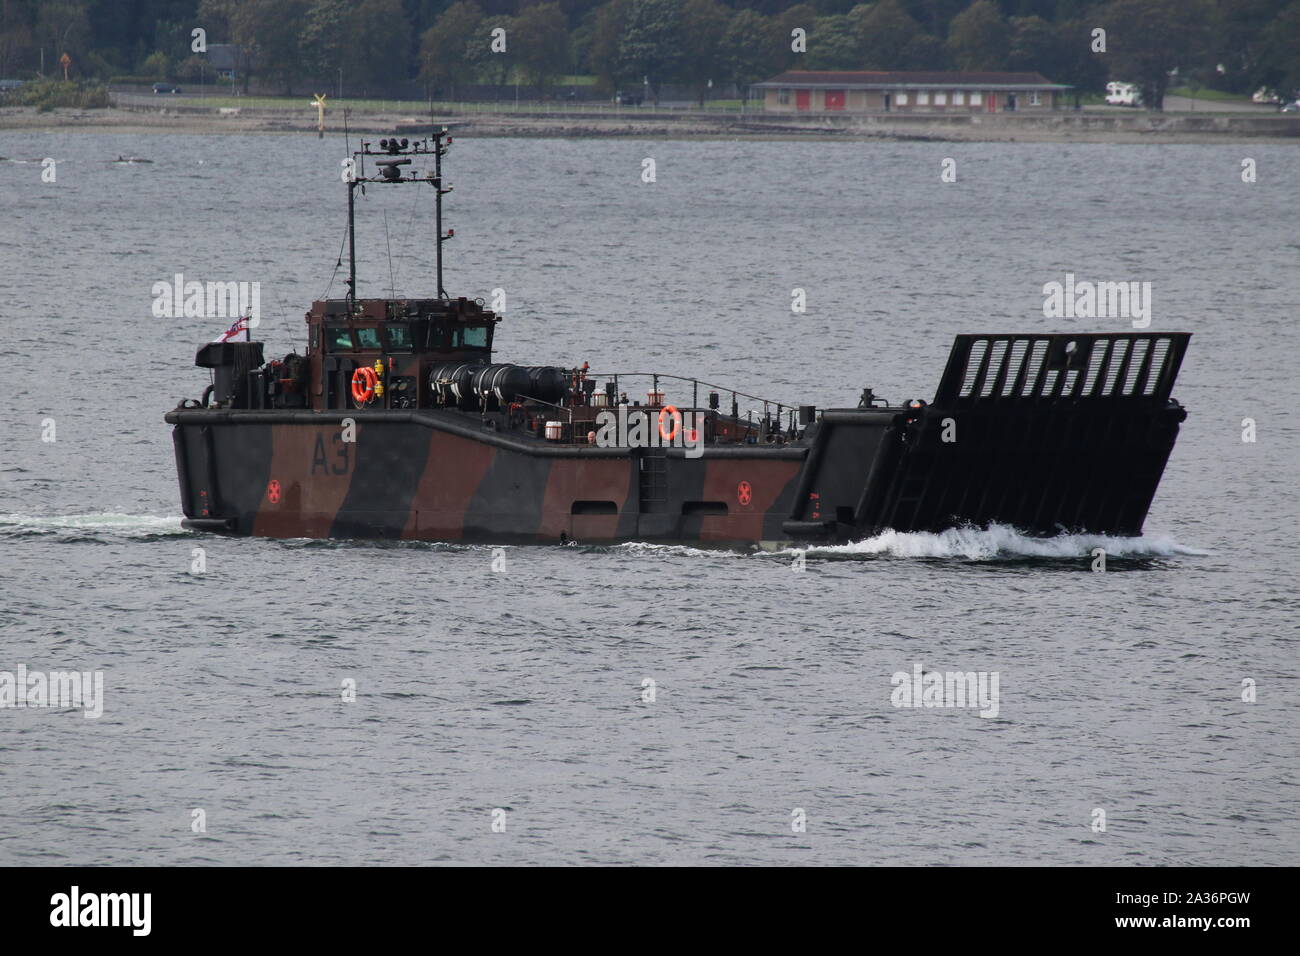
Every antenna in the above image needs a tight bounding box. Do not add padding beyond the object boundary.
[432,128,452,299]
[343,131,453,308]
[384,209,395,298]
[346,166,357,310]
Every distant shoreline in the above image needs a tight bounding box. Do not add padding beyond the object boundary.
[3,105,1298,144]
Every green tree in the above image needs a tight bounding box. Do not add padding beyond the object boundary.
[419,0,484,92]
[946,0,1007,71]
[588,0,630,92]
[907,0,969,37]
[679,0,728,105]
[142,49,169,78]
[196,0,237,39]
[858,0,923,70]
[175,53,209,82]
[514,1,570,91]
[149,18,192,68]
[1102,0,1217,110]
[1211,0,1292,94]
[813,0,860,14]
[347,0,411,92]
[196,0,257,92]
[721,8,777,101]
[232,0,310,95]
[1256,0,1300,97]
[618,0,685,104]
[300,0,351,86]
[1006,15,1057,76]
[34,0,91,73]
[807,14,860,69]
[570,6,600,73]
[590,0,629,90]
[900,32,946,70]
[773,2,816,71]
[0,2,34,80]
[1051,17,1107,109]
[467,13,514,86]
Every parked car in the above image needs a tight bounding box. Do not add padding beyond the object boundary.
[1104,82,1142,107]
[152,82,181,94]
[613,91,643,106]
[1281,101,1300,113]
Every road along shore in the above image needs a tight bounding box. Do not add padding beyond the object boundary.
[3,103,1298,143]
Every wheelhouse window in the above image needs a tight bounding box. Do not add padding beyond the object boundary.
[453,325,489,348]
[383,323,412,350]
[355,327,382,349]
[327,327,355,350]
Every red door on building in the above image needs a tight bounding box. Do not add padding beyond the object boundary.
[824,89,845,111]
[986,93,997,113]
[795,90,810,111]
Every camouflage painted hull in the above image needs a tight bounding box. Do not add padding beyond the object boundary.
[165,408,809,545]
[165,331,1191,548]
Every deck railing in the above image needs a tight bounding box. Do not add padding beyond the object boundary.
[587,371,800,433]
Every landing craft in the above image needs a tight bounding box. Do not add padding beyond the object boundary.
[165,133,1190,548]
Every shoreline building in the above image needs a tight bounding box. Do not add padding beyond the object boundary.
[753,71,1070,114]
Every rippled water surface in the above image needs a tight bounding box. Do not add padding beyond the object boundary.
[0,133,1296,865]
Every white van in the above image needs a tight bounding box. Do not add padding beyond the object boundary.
[1105,82,1142,107]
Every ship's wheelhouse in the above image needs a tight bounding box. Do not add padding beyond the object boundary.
[304,295,499,411]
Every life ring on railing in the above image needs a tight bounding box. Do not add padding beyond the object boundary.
[351,366,379,406]
[658,404,681,442]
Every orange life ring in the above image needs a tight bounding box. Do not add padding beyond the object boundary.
[351,366,378,406]
[658,404,681,442]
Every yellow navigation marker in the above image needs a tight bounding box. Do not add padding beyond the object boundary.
[311,93,327,139]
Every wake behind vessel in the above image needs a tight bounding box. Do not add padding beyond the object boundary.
[165,133,1190,547]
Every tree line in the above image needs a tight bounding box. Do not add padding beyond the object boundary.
[1,0,1297,109]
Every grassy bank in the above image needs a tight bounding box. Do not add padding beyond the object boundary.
[3,79,111,110]
[6,100,1298,143]
[138,94,757,114]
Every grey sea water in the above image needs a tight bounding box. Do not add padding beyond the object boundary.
[0,132,1296,866]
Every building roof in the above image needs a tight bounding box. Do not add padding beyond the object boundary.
[754,71,1070,91]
